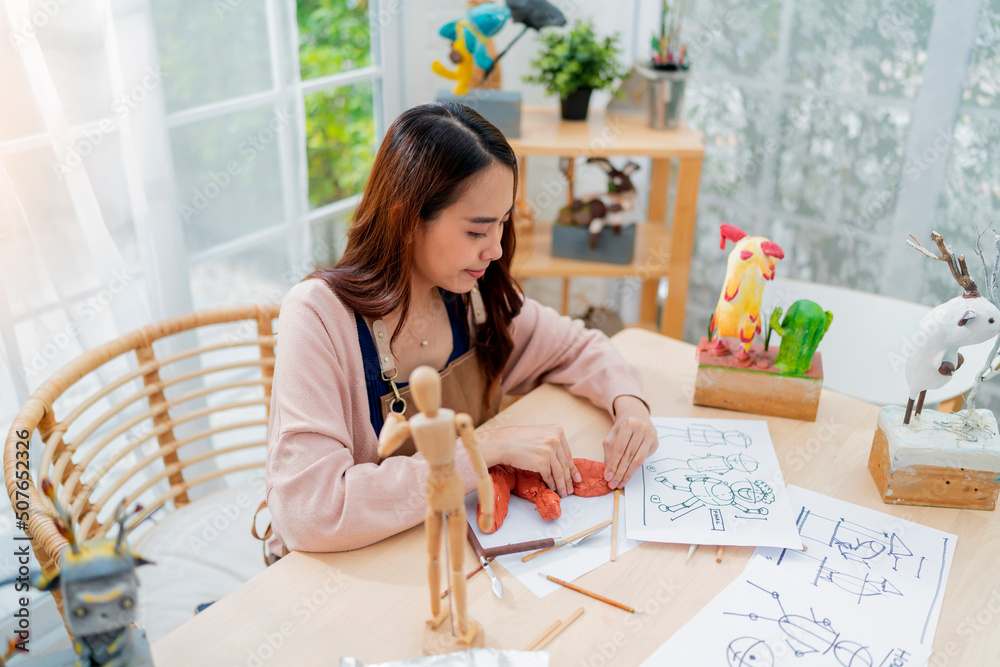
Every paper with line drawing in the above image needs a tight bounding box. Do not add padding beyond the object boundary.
[623,417,800,548]
[754,485,957,649]
[642,556,930,666]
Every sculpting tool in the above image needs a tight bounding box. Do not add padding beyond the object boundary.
[686,544,697,563]
[716,545,724,563]
[482,538,556,559]
[522,519,613,562]
[467,523,503,599]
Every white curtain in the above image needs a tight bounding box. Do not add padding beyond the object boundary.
[0,0,311,646]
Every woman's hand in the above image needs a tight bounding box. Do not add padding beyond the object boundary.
[478,425,582,498]
[603,396,658,490]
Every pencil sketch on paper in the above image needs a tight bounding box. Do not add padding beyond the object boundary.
[656,423,753,449]
[753,485,957,647]
[771,507,948,606]
[626,417,801,550]
[724,581,916,667]
[643,452,775,526]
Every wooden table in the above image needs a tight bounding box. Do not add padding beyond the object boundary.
[152,330,1000,665]
[508,107,704,339]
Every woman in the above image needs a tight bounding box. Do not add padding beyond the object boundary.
[265,102,658,557]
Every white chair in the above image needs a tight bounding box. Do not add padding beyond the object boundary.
[761,278,994,410]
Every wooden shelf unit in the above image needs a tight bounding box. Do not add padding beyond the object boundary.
[508,106,704,339]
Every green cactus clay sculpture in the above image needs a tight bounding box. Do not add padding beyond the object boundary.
[769,300,833,376]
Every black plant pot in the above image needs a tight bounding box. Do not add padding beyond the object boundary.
[560,87,593,121]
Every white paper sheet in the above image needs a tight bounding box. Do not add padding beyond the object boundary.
[464,488,640,598]
[623,417,801,549]
[641,556,931,666]
[754,485,957,649]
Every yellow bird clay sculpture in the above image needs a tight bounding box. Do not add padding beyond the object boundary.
[709,223,785,359]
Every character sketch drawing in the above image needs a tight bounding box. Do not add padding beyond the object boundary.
[656,423,754,448]
[724,581,915,667]
[643,452,775,527]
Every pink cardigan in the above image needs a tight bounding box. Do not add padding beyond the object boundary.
[266,278,646,554]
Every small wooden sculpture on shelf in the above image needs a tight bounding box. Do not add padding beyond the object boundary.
[29,480,154,667]
[552,158,641,264]
[378,367,495,651]
[694,223,832,421]
[557,158,640,249]
[870,231,1000,510]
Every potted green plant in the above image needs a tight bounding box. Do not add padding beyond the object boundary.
[637,1,692,130]
[522,19,627,121]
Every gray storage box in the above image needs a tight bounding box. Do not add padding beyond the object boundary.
[551,224,636,265]
[435,89,522,138]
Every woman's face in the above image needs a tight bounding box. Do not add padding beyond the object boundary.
[411,162,513,296]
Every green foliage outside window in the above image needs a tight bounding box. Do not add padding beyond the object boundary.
[298,0,376,210]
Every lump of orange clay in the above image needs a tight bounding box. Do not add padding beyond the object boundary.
[571,458,614,497]
[477,459,613,533]
[513,470,561,520]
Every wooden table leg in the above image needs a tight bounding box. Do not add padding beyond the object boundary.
[640,158,672,327]
[661,156,702,339]
[561,278,570,316]
[515,154,533,228]
[565,157,575,205]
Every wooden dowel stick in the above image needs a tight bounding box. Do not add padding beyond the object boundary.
[611,489,621,562]
[535,607,585,650]
[522,519,613,562]
[540,573,635,613]
[716,545,724,563]
[525,620,562,651]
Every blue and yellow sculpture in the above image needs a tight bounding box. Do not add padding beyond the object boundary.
[30,479,154,667]
[432,3,511,95]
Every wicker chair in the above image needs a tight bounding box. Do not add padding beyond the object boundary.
[3,303,280,634]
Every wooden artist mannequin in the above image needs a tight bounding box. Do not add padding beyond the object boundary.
[378,366,494,646]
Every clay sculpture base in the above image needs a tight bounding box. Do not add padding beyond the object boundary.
[869,406,1000,510]
[693,338,823,421]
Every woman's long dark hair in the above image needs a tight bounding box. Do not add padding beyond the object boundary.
[309,101,522,416]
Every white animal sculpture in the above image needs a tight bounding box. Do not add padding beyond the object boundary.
[904,232,1000,424]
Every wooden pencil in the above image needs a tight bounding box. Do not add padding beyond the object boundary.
[716,545,724,563]
[540,573,634,613]
[535,607,585,650]
[611,489,621,562]
[525,619,562,651]
[522,519,613,562]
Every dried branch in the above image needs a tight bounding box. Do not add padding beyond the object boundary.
[973,227,997,304]
[907,231,979,296]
